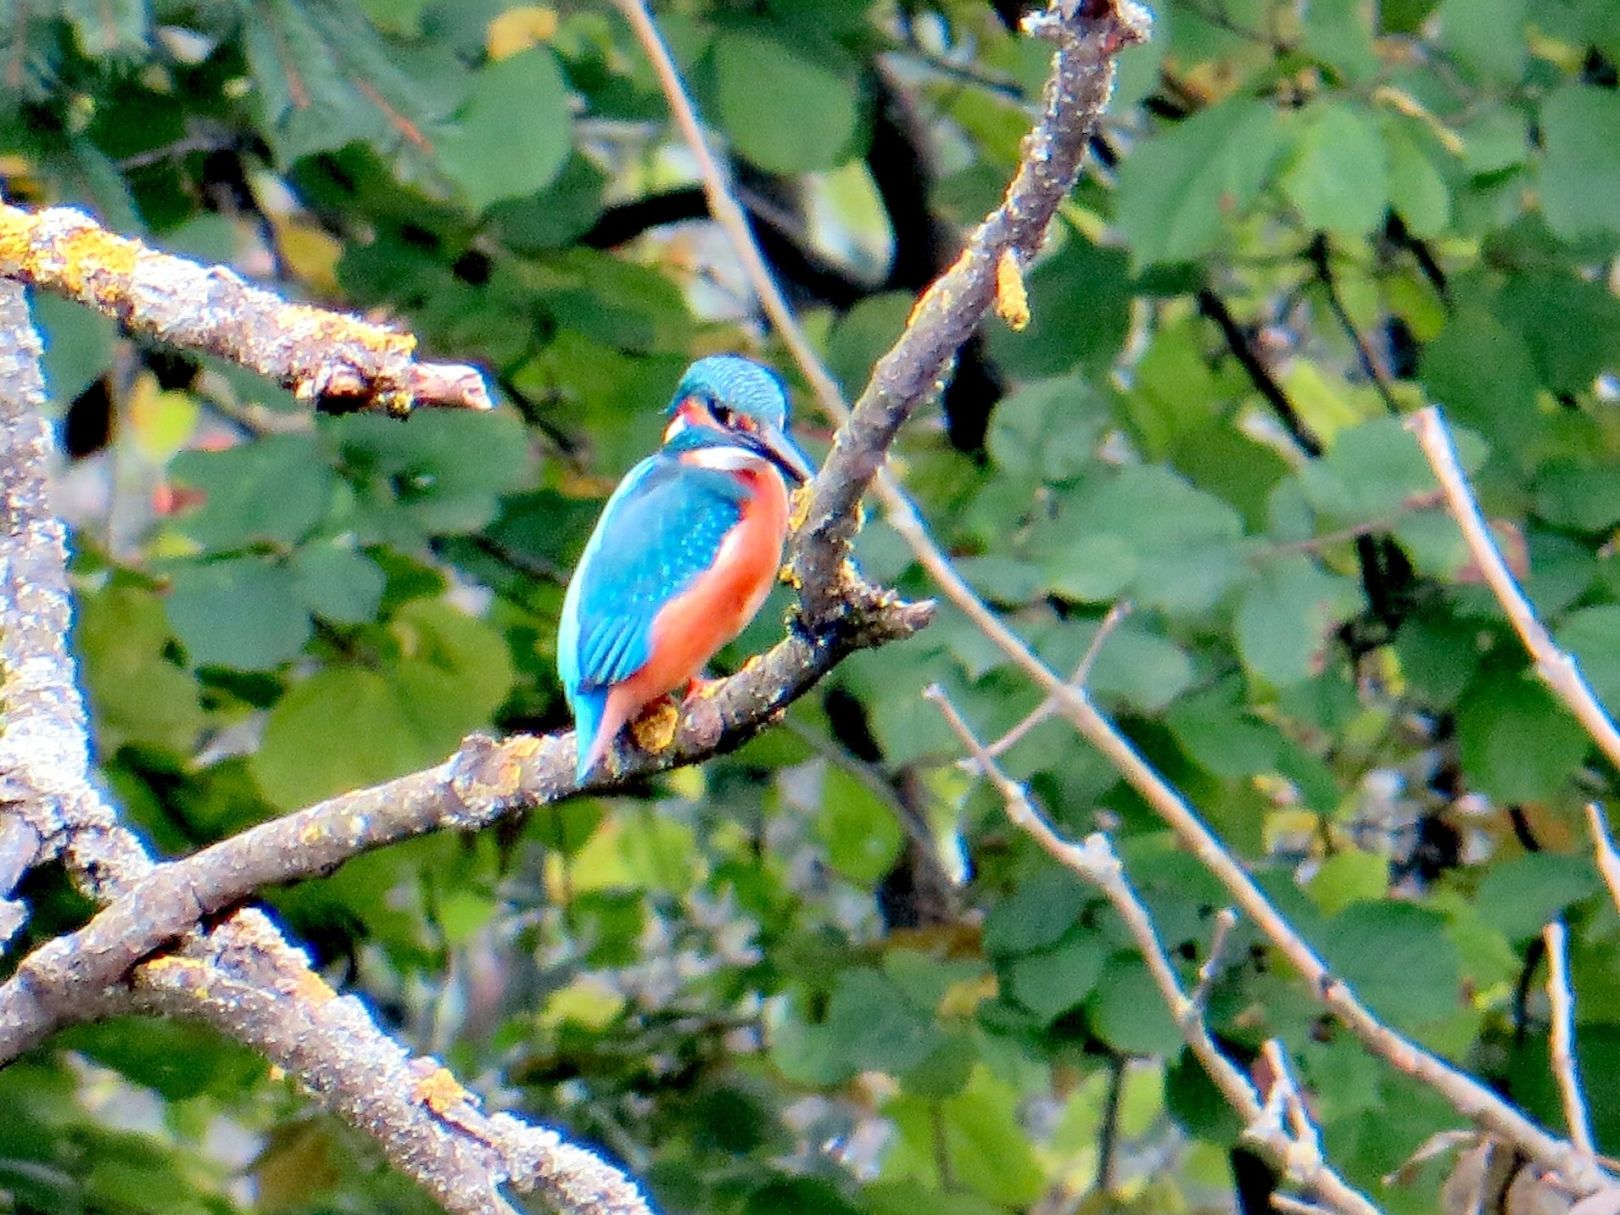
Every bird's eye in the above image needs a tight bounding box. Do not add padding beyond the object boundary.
[711,403,735,427]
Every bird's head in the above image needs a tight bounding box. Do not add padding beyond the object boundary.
[663,355,815,485]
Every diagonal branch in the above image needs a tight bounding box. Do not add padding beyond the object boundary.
[924,685,1381,1215]
[0,278,651,1215]
[129,910,650,1215]
[0,201,491,415]
[1409,406,1620,774]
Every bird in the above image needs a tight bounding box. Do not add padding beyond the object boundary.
[558,355,815,781]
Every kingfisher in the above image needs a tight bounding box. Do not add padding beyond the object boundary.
[558,355,816,781]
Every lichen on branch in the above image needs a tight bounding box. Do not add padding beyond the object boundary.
[0,201,491,415]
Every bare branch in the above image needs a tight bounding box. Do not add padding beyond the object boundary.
[130,910,651,1215]
[0,275,652,1215]
[791,1,1149,620]
[0,202,491,415]
[923,685,1382,1215]
[1409,406,1620,773]
[1544,921,1597,1162]
[1586,804,1620,919]
[977,600,1132,766]
[902,428,1608,1192]
[0,277,152,902]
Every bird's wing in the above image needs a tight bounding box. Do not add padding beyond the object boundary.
[560,455,750,694]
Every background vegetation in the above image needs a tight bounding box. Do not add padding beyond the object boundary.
[4,0,1620,1212]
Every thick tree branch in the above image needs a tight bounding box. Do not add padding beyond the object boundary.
[1409,407,1620,773]
[129,910,650,1215]
[0,202,491,415]
[0,280,650,1215]
[0,596,930,1064]
[0,277,152,903]
[925,685,1382,1215]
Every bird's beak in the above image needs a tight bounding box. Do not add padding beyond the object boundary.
[753,421,815,485]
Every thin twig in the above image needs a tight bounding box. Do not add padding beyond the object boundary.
[1307,234,1401,417]
[905,462,1607,1194]
[923,685,1382,1215]
[976,601,1133,764]
[1544,921,1597,1161]
[1190,907,1240,1012]
[1587,804,1620,918]
[1410,406,1620,774]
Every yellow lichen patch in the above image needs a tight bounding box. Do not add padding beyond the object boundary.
[0,205,32,270]
[410,1067,470,1115]
[298,821,325,845]
[293,969,337,1006]
[506,735,542,760]
[788,484,813,532]
[487,6,558,59]
[54,225,140,301]
[994,249,1030,332]
[630,699,680,753]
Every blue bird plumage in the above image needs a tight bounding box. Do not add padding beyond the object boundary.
[559,355,814,781]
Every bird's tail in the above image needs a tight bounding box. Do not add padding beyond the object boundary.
[571,686,613,783]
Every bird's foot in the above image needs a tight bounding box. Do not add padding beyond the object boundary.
[683,676,724,702]
[629,698,681,754]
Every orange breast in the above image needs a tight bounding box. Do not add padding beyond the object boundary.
[607,466,790,717]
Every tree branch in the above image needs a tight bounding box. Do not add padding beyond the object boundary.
[0,201,491,415]
[129,910,651,1215]
[888,452,1608,1193]
[1542,920,1596,1164]
[0,278,651,1215]
[1409,406,1620,774]
[791,2,1150,619]
[924,685,1382,1215]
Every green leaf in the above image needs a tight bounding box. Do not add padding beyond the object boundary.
[1383,117,1452,238]
[34,294,115,407]
[1421,307,1542,450]
[1068,465,1248,614]
[938,1068,1045,1204]
[1556,605,1620,709]
[1235,557,1361,686]
[1042,533,1137,603]
[1436,0,1526,81]
[166,557,312,670]
[438,49,571,211]
[825,292,912,398]
[986,229,1133,378]
[1476,853,1599,942]
[60,0,149,59]
[1115,99,1286,267]
[290,543,387,624]
[711,26,862,174]
[1455,673,1589,803]
[252,601,512,807]
[825,969,942,1073]
[987,375,1104,484]
[1086,622,1194,713]
[1087,954,1184,1056]
[815,765,904,883]
[1322,902,1460,1029]
[1167,687,1285,776]
[77,585,206,752]
[1299,417,1445,521]
[1541,85,1620,242]
[983,869,1088,956]
[1004,928,1107,1021]
[1282,101,1389,238]
[170,434,333,551]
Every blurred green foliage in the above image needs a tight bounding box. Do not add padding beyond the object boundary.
[4,0,1620,1212]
